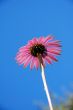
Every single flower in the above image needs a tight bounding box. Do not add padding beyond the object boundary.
[16,35,61,110]
[16,35,61,69]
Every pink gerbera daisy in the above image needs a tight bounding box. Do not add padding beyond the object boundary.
[16,35,61,69]
[16,35,61,110]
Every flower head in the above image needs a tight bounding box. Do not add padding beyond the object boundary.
[16,35,61,69]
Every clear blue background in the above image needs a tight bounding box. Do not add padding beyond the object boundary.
[0,0,73,110]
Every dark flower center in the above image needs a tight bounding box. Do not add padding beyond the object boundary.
[30,44,47,57]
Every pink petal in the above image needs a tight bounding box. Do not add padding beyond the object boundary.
[28,40,34,46]
[19,47,30,52]
[16,52,30,59]
[45,56,52,64]
[17,57,26,64]
[19,46,26,50]
[28,38,38,46]
[47,43,61,47]
[16,54,24,60]
[47,47,61,51]
[32,38,38,44]
[34,58,40,69]
[16,52,24,58]
[24,55,32,68]
[46,40,61,47]
[48,51,60,55]
[38,37,45,43]
[47,48,61,55]
[44,35,54,43]
[42,58,46,67]
[30,57,35,69]
[17,55,30,64]
[49,40,61,43]
[47,53,58,62]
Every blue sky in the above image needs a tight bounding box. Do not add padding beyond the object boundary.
[0,0,73,110]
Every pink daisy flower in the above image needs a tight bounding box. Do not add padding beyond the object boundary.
[16,35,61,69]
[16,35,61,110]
